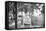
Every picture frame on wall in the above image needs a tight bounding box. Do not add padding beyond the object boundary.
[5,1,45,30]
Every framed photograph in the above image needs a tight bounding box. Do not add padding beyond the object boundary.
[5,1,45,30]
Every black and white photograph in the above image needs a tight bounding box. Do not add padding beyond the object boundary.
[5,1,45,30]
